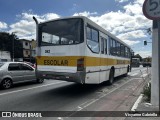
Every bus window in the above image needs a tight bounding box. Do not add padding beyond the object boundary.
[109,38,113,55]
[120,44,125,57]
[117,42,120,56]
[125,47,129,58]
[92,29,98,42]
[105,38,107,54]
[87,27,91,40]
[110,38,117,56]
[86,26,99,53]
[128,48,131,58]
[42,33,60,45]
[101,38,104,54]
[113,40,116,56]
[40,18,84,46]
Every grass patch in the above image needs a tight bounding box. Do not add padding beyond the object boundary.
[142,82,151,102]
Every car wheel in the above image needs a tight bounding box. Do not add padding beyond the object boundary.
[1,79,12,89]
[36,79,44,83]
[107,69,114,85]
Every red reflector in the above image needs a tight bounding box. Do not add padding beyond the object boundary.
[77,58,84,71]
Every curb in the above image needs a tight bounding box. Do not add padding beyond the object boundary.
[131,94,144,111]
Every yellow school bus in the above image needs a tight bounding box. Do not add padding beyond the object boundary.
[34,16,131,84]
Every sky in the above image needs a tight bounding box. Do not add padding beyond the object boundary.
[0,0,152,58]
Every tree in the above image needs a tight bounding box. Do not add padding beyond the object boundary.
[133,54,143,61]
[0,32,23,59]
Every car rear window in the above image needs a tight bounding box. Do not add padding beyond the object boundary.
[0,63,5,68]
[8,63,21,71]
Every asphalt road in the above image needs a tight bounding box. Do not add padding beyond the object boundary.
[0,66,150,120]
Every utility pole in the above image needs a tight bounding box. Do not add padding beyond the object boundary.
[30,43,32,62]
[12,32,17,62]
[12,35,14,62]
[143,0,160,107]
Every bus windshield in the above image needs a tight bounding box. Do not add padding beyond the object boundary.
[39,18,83,46]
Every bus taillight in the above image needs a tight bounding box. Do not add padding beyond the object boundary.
[77,58,84,71]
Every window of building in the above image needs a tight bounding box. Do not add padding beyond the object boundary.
[25,42,28,46]
[26,51,29,55]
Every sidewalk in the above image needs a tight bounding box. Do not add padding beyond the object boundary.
[64,69,159,120]
[68,72,152,120]
[124,75,159,120]
[124,103,159,120]
[93,70,159,120]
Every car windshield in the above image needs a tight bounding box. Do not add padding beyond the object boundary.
[0,63,5,68]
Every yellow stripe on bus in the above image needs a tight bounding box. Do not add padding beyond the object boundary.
[36,56,130,67]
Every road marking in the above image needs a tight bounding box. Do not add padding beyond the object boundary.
[0,81,65,96]
[131,94,144,111]
[140,73,148,78]
[129,73,139,76]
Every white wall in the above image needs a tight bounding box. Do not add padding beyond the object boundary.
[0,51,11,61]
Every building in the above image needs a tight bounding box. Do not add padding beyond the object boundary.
[0,51,11,62]
[19,39,36,63]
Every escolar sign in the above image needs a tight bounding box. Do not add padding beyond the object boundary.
[44,60,68,66]
[143,0,160,20]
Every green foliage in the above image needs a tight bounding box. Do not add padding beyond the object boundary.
[0,32,23,59]
[142,82,151,102]
[133,54,142,61]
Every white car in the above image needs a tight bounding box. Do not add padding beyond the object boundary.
[0,62,44,89]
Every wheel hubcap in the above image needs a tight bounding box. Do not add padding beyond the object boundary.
[3,80,11,88]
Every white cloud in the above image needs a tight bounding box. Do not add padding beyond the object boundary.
[73,0,151,46]
[8,0,152,48]
[117,30,147,40]
[115,0,128,3]
[134,0,144,5]
[9,12,60,40]
[73,11,98,17]
[122,39,140,46]
[0,21,8,29]
[124,3,142,15]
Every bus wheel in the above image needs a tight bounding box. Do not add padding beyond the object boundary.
[123,66,129,77]
[107,69,114,85]
[36,79,44,83]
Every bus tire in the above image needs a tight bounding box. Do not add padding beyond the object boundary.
[107,69,114,85]
[36,79,44,83]
[124,66,129,77]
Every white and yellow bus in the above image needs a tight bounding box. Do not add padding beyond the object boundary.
[34,16,131,84]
